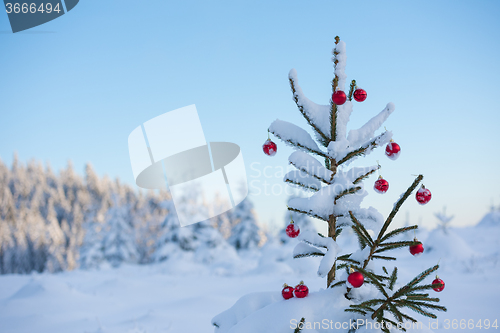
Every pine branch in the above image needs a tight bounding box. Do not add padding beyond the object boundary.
[371,255,396,261]
[335,227,343,238]
[287,207,328,222]
[353,165,380,184]
[337,255,361,265]
[379,241,416,247]
[271,130,328,159]
[345,308,367,316]
[382,266,388,275]
[400,312,418,323]
[354,299,386,308]
[294,252,325,259]
[406,264,439,290]
[380,225,418,243]
[349,211,374,247]
[330,101,338,142]
[337,131,390,165]
[382,316,402,331]
[329,280,346,288]
[289,75,330,146]
[356,267,389,298]
[408,301,447,312]
[352,225,369,249]
[393,265,439,298]
[403,303,438,319]
[294,318,306,333]
[388,267,398,290]
[348,80,356,101]
[377,175,423,241]
[335,186,362,202]
[284,179,320,192]
[388,303,404,323]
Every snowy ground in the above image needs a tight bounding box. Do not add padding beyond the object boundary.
[1,222,500,333]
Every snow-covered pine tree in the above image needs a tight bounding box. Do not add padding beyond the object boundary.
[227,198,263,251]
[213,36,446,333]
[101,194,138,267]
[434,207,454,234]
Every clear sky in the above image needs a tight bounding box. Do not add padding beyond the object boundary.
[1,0,499,235]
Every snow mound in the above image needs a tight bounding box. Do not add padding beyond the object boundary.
[424,228,477,261]
[9,281,45,299]
[476,211,500,228]
[212,287,435,333]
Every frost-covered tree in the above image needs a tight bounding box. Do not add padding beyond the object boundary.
[213,36,446,333]
[101,196,138,267]
[434,207,454,234]
[227,198,263,251]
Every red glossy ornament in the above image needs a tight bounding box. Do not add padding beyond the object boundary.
[294,281,309,298]
[385,140,401,160]
[282,284,294,299]
[409,239,424,256]
[432,277,445,292]
[353,88,367,102]
[347,271,364,288]
[263,139,277,156]
[416,185,432,205]
[374,176,389,194]
[285,222,300,238]
[332,90,347,105]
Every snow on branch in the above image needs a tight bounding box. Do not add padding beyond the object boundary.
[284,170,321,192]
[293,242,325,258]
[288,182,360,221]
[269,119,327,158]
[333,41,347,91]
[335,101,354,141]
[289,69,331,145]
[343,165,380,184]
[334,131,393,165]
[289,151,333,184]
[347,103,395,147]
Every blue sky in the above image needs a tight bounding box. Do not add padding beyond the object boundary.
[1,0,499,234]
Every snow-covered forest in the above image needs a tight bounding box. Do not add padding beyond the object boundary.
[0,155,266,275]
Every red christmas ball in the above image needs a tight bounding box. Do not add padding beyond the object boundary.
[262,139,277,156]
[347,271,364,288]
[294,281,309,298]
[353,88,367,102]
[332,90,347,105]
[285,223,300,238]
[385,141,401,160]
[432,278,445,292]
[416,185,432,205]
[374,177,389,194]
[409,242,424,256]
[282,284,294,299]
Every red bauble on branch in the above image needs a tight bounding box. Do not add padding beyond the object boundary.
[432,277,445,292]
[374,176,389,194]
[416,185,432,205]
[347,270,364,288]
[294,281,309,298]
[409,239,424,256]
[282,284,294,300]
[286,222,300,238]
[385,140,401,160]
[263,139,277,156]
[353,88,367,102]
[332,90,347,105]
